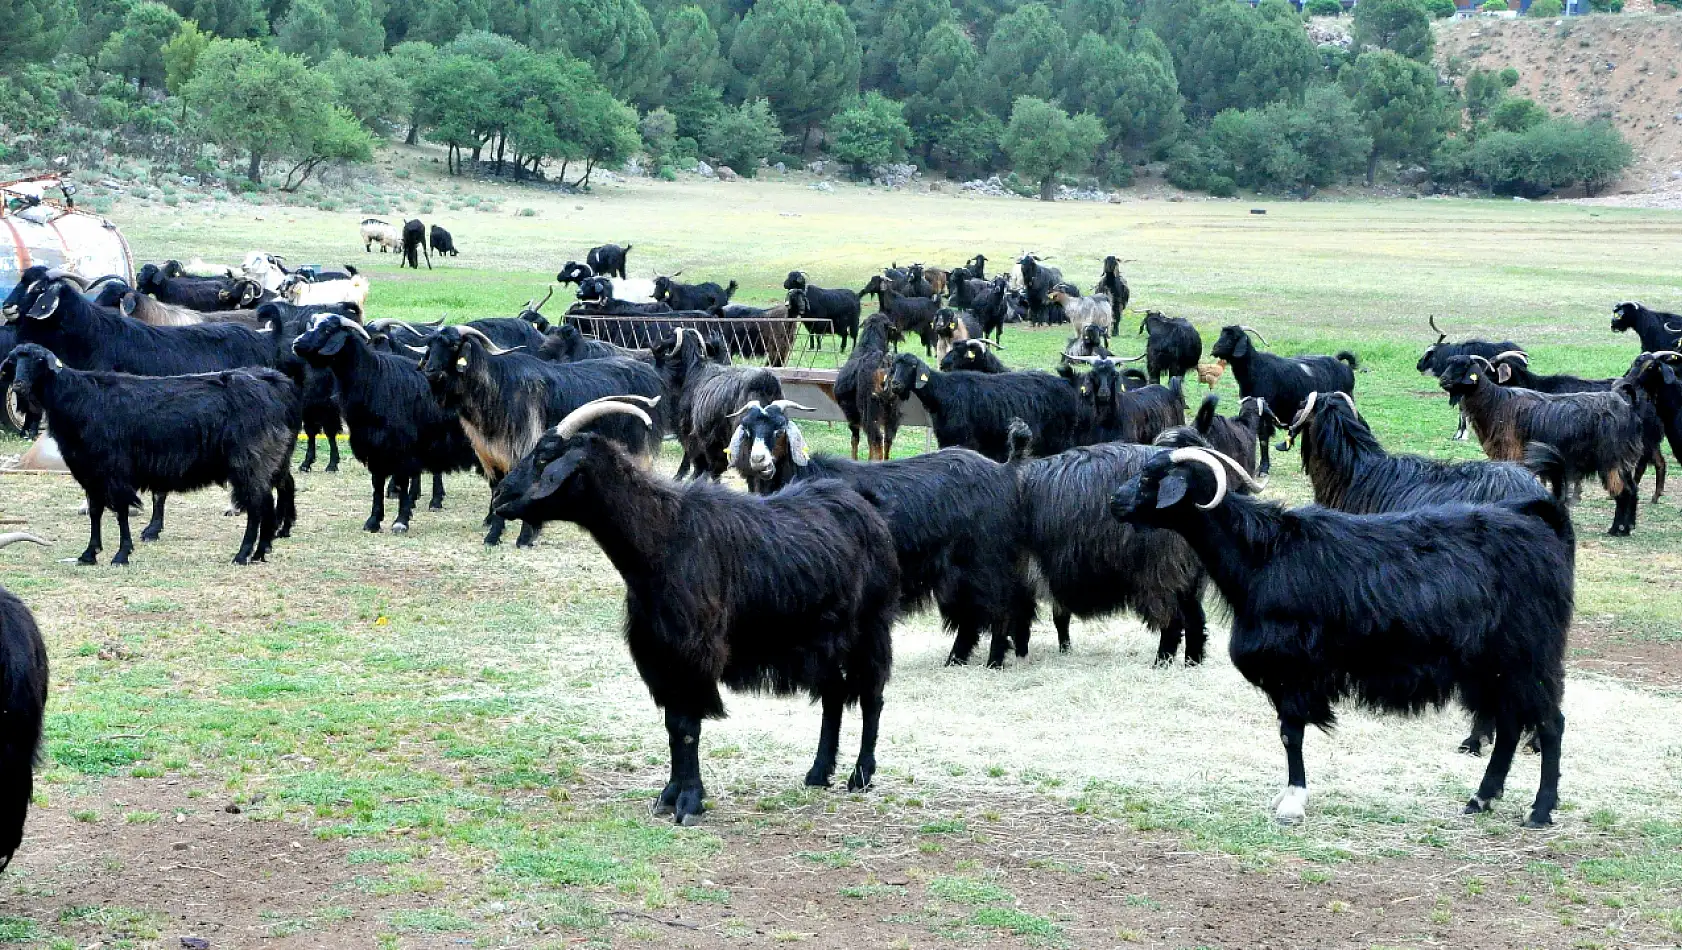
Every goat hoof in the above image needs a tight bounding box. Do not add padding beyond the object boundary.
[364,521,381,533]
[984,657,1005,670]
[1463,795,1493,815]
[77,552,98,566]
[429,500,444,511]
[515,539,534,549]
[678,812,705,827]
[1152,655,1175,669]
[139,530,161,542]
[943,653,970,667]
[298,462,313,473]
[483,536,501,547]
[325,463,339,473]
[1270,786,1308,825]
[1522,814,1554,829]
[391,522,409,535]
[275,527,292,539]
[233,554,251,565]
[1458,739,1484,757]
[110,554,131,567]
[804,767,834,788]
[846,764,874,793]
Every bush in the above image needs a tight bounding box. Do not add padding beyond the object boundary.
[1480,0,1508,11]
[1467,117,1632,197]
[1422,0,1456,16]
[701,98,784,177]
[672,136,699,161]
[771,152,802,169]
[827,92,912,175]
[658,164,677,181]
[1305,0,1343,15]
[1490,96,1548,133]
[1589,0,1622,10]
[1527,0,1562,15]
[639,107,678,164]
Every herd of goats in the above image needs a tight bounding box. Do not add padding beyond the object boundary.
[1,236,1681,857]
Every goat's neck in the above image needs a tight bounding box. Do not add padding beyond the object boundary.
[570,449,682,584]
[1166,496,1282,610]
[1459,381,1510,448]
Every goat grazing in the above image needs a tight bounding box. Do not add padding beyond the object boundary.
[889,354,1088,462]
[421,325,664,545]
[731,405,1035,668]
[1191,394,1272,477]
[1109,445,1573,828]
[0,533,49,873]
[362,219,402,253]
[1439,355,1645,535]
[1138,311,1202,386]
[1209,325,1357,475]
[4,345,300,565]
[490,397,899,824]
[401,219,431,270]
[430,225,458,257]
[834,314,904,461]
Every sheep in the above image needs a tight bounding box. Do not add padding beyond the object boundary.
[1413,316,1526,440]
[931,308,983,360]
[834,314,904,461]
[783,272,861,351]
[1438,355,1645,535]
[1209,325,1357,476]
[1137,311,1203,386]
[429,225,458,257]
[587,243,632,279]
[489,397,899,824]
[1610,301,1682,355]
[1191,394,1273,477]
[1108,445,1573,829]
[1046,289,1113,333]
[539,322,652,364]
[730,405,1036,668]
[887,354,1089,462]
[0,532,49,873]
[654,327,782,479]
[1060,356,1184,445]
[1095,256,1131,326]
[1009,427,1212,665]
[259,300,363,473]
[361,219,402,253]
[420,325,665,546]
[401,219,431,270]
[859,275,941,355]
[291,315,478,533]
[1061,322,1113,362]
[1484,351,1667,502]
[653,275,737,312]
[4,344,300,565]
[939,339,1007,374]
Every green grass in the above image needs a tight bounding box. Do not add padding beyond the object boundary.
[7,172,1682,943]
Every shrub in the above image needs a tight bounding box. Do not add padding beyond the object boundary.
[639,107,678,164]
[701,98,784,177]
[1480,0,1508,11]
[519,207,538,217]
[1305,0,1343,15]
[1422,0,1456,16]
[1467,117,1632,197]
[1527,0,1562,15]
[827,92,913,175]
[1588,0,1621,9]
[658,164,677,181]
[1490,97,1547,133]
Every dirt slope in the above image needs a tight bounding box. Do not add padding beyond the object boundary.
[1437,12,1682,197]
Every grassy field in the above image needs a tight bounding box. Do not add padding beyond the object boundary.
[2,164,1682,948]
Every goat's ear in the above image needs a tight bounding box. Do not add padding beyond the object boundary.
[1496,364,1512,384]
[1232,335,1250,359]
[531,453,580,500]
[119,293,138,317]
[1155,473,1189,509]
[317,331,347,357]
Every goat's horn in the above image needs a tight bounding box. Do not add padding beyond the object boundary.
[1666,321,1682,333]
[1468,355,1495,369]
[1429,313,1445,340]
[45,268,88,290]
[1115,353,1147,363]
[1237,325,1268,346]
[455,325,520,356]
[1167,447,1229,510]
[1647,350,1682,359]
[364,318,412,332]
[1491,350,1529,365]
[535,286,554,311]
[399,343,427,356]
[552,395,653,439]
[337,318,372,340]
[975,339,1003,349]
[607,395,662,409]
[1065,354,1099,364]
[419,316,447,328]
[769,400,816,412]
[0,533,49,549]
[1282,391,1319,451]
[727,400,764,420]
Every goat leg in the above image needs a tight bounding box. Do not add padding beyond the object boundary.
[805,686,846,787]
[110,502,135,566]
[848,687,884,793]
[299,431,317,472]
[1272,716,1309,826]
[139,492,167,542]
[79,495,105,565]
[393,475,418,533]
[1464,708,1520,815]
[514,520,540,548]
[1179,592,1208,666]
[429,471,446,510]
[1524,711,1565,828]
[1053,607,1073,654]
[325,430,340,472]
[657,709,706,825]
[365,473,387,532]
[274,470,296,539]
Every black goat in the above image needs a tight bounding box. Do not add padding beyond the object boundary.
[5,345,299,565]
[1096,255,1131,326]
[135,263,253,312]
[654,327,781,479]
[292,315,477,532]
[259,300,362,473]
[516,287,559,332]
[969,276,1013,344]
[1191,394,1273,477]
[1060,357,1184,445]
[783,272,861,351]
[587,243,632,280]
[1415,315,1524,441]
[731,406,1035,668]
[1439,355,1645,535]
[1611,301,1682,354]
[1138,311,1202,385]
[834,315,904,461]
[1061,322,1113,362]
[939,339,1007,374]
[1109,445,1572,829]
[571,277,673,315]
[1010,427,1212,665]
[490,398,898,825]
[964,253,987,278]
[889,354,1088,462]
[368,316,544,353]
[539,323,651,364]
[1016,254,1063,325]
[421,325,664,546]
[429,225,458,257]
[1209,325,1357,476]
[654,275,736,312]
[1624,352,1682,472]
[931,308,983,361]
[402,219,431,269]
[1485,351,1667,502]
[859,276,941,355]
[0,533,49,873]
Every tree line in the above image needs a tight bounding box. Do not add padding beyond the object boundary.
[0,0,1633,197]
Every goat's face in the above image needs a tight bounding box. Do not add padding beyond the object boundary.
[1109,452,1218,525]
[493,431,590,523]
[419,327,472,398]
[728,404,796,484]
[1087,360,1120,408]
[887,353,929,400]
[291,314,366,365]
[786,288,808,317]
[1209,326,1250,362]
[2,266,56,318]
[1623,352,1682,393]
[520,311,550,332]
[135,264,166,294]
[93,282,130,309]
[556,262,592,285]
[859,275,884,298]
[1082,323,1108,349]
[932,309,959,339]
[1435,356,1489,406]
[22,283,72,324]
[1103,255,1119,275]
[2,344,59,400]
[652,276,674,301]
[1415,344,1441,375]
[782,271,807,291]
[1611,301,1640,333]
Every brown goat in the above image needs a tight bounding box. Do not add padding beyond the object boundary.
[119,292,265,329]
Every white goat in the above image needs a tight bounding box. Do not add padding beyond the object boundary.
[1047,289,1114,333]
[360,218,403,254]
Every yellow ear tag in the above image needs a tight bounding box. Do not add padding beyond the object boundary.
[920,373,929,383]
[1080,385,1088,393]
[457,357,468,368]
[1469,373,1478,381]
[967,352,975,360]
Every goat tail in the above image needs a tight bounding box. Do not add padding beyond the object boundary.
[1194,393,1220,433]
[725,280,739,300]
[1523,441,1569,501]
[0,619,46,872]
[1169,375,1184,403]
[1006,418,1034,466]
[1336,351,1361,370]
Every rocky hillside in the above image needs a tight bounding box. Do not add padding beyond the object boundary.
[1437,13,1682,199]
